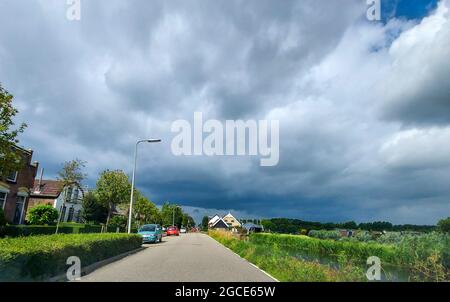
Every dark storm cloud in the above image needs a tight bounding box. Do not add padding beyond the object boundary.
[0,0,449,224]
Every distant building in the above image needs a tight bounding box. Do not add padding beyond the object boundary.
[208,214,222,228]
[242,222,264,234]
[0,146,39,224]
[209,217,229,230]
[28,177,86,223]
[223,212,242,228]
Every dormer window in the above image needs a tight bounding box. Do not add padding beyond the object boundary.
[6,171,18,182]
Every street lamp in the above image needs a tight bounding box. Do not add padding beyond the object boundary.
[128,139,162,234]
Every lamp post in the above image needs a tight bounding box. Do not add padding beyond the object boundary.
[128,139,162,234]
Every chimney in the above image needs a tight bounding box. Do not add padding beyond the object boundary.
[38,168,44,192]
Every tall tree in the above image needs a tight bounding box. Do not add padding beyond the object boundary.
[0,83,27,179]
[201,216,209,230]
[132,191,161,228]
[81,191,108,224]
[182,213,195,229]
[57,159,87,187]
[161,202,183,227]
[55,159,86,233]
[95,170,131,227]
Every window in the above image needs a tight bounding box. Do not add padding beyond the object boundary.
[6,171,18,182]
[60,205,66,222]
[75,210,82,223]
[73,188,79,203]
[13,196,26,224]
[65,187,73,203]
[0,192,7,209]
[67,207,75,222]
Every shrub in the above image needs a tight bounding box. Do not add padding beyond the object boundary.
[352,231,374,242]
[109,215,128,231]
[250,233,398,265]
[0,233,142,281]
[209,230,365,282]
[376,232,403,244]
[308,229,341,241]
[437,217,450,233]
[26,205,59,225]
[0,208,6,227]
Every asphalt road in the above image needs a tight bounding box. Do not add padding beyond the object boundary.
[80,233,276,282]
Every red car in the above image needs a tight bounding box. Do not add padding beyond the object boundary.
[166,226,180,236]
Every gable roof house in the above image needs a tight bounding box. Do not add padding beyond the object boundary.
[209,217,230,230]
[208,214,221,228]
[223,212,242,228]
[28,175,86,223]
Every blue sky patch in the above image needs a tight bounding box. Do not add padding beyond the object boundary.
[382,0,439,21]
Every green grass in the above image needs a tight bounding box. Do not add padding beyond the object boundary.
[250,233,399,265]
[0,233,142,281]
[209,230,366,282]
[210,231,449,282]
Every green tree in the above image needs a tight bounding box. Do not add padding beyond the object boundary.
[341,221,358,229]
[57,159,87,187]
[182,213,195,228]
[108,215,128,231]
[96,170,131,227]
[55,159,87,233]
[0,83,27,179]
[161,202,183,227]
[132,191,161,228]
[26,205,59,225]
[437,217,450,233]
[81,191,108,224]
[201,216,209,231]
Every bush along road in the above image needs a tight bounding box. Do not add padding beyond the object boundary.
[0,233,142,281]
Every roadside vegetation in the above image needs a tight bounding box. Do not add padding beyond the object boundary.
[0,233,142,281]
[209,230,366,282]
[209,228,449,282]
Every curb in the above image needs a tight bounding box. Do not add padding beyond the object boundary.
[48,247,145,282]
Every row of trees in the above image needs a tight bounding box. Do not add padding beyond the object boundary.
[81,170,195,230]
[261,218,441,234]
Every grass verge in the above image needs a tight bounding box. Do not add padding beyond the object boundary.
[209,230,366,282]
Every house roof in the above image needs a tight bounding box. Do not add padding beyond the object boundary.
[212,217,229,229]
[242,222,263,229]
[30,179,64,198]
[208,214,221,225]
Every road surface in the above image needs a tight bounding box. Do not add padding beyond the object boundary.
[81,233,276,282]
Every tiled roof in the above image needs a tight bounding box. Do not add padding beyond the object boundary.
[30,179,64,198]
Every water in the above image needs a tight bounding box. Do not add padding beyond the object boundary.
[288,249,411,282]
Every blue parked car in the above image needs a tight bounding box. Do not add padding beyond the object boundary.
[138,224,163,244]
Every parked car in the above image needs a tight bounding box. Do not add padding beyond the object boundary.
[180,227,187,234]
[162,226,167,237]
[166,226,179,236]
[138,224,163,243]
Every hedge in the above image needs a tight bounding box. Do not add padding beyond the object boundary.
[0,233,142,281]
[1,224,139,237]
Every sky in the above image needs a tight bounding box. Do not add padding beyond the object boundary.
[0,0,449,225]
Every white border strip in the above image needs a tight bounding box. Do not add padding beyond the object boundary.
[209,235,280,282]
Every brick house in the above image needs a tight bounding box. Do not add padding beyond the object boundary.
[0,146,39,224]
